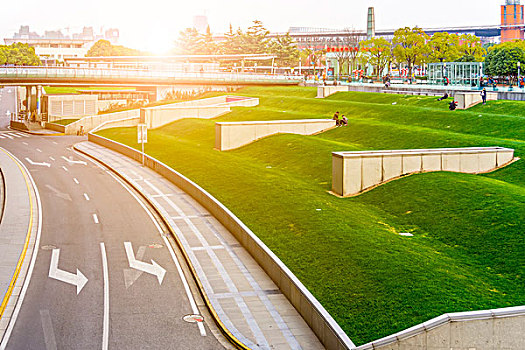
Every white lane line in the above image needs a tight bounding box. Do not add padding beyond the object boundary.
[52,141,58,145]
[16,133,29,138]
[105,170,207,336]
[100,243,109,350]
[36,148,42,152]
[22,141,28,145]
[93,214,99,224]
[62,166,68,172]
[40,309,58,350]
[83,193,90,201]
[49,156,55,161]
[3,134,13,139]
[0,148,43,350]
[73,178,79,184]
[11,134,21,138]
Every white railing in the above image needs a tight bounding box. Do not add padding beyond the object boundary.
[0,66,302,84]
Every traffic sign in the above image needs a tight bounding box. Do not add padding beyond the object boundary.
[137,124,147,144]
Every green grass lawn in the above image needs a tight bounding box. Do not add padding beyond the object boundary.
[49,118,79,125]
[97,87,525,345]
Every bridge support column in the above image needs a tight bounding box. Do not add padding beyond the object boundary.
[36,85,42,120]
[25,86,32,121]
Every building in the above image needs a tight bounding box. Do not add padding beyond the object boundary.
[3,26,120,64]
[501,0,524,42]
[193,15,209,33]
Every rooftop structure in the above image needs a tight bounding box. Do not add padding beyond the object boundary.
[501,0,524,42]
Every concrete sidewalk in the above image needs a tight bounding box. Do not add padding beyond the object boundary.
[75,141,324,350]
[0,147,39,340]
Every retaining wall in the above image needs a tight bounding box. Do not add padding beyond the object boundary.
[357,306,525,350]
[456,92,498,109]
[87,132,355,350]
[89,116,140,134]
[332,147,515,197]
[9,121,29,131]
[215,119,336,151]
[317,86,349,98]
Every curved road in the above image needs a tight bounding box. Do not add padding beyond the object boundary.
[0,126,225,348]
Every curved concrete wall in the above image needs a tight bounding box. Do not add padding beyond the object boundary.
[456,92,497,109]
[216,119,336,151]
[357,306,525,350]
[87,132,355,350]
[317,86,349,98]
[332,147,515,197]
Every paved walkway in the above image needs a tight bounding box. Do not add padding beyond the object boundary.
[75,141,324,350]
[0,147,39,340]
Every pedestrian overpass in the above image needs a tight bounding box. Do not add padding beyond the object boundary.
[0,66,302,86]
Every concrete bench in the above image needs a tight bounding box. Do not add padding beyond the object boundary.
[455,92,497,109]
[216,119,336,151]
[332,147,515,197]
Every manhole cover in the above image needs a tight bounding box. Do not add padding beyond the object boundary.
[183,314,204,323]
[149,243,163,249]
[41,245,57,250]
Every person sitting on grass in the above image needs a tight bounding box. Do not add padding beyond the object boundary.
[333,111,340,126]
[449,100,458,111]
[437,92,449,101]
[341,115,348,126]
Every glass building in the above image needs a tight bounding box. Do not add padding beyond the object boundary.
[427,62,484,86]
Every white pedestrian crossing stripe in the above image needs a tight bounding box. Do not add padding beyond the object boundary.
[0,132,30,139]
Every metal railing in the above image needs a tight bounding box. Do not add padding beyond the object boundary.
[0,66,302,84]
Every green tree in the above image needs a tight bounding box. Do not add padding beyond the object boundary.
[174,28,204,54]
[361,37,392,78]
[268,33,299,67]
[331,31,360,78]
[426,32,461,63]
[0,43,41,65]
[87,39,143,56]
[241,20,270,54]
[392,27,429,78]
[458,34,486,62]
[484,43,525,84]
[201,25,219,55]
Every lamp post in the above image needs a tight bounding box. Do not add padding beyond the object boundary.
[443,63,447,86]
[518,61,521,88]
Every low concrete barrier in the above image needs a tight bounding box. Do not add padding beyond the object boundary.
[9,121,29,131]
[141,95,259,129]
[90,116,140,134]
[216,119,336,151]
[455,92,497,109]
[332,147,516,197]
[357,306,525,350]
[316,86,349,98]
[43,122,66,133]
[88,132,355,350]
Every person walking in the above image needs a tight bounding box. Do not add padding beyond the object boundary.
[481,88,487,105]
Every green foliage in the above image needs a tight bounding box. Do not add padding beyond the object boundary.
[393,27,429,76]
[268,33,299,66]
[361,37,392,78]
[458,34,486,62]
[86,39,144,57]
[0,42,41,65]
[99,87,524,345]
[175,28,205,55]
[484,42,525,78]
[426,32,461,63]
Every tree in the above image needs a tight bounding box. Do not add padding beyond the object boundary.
[331,31,360,78]
[361,37,392,78]
[201,26,219,55]
[392,27,429,78]
[241,20,270,54]
[484,43,525,84]
[87,39,143,56]
[268,33,299,67]
[0,43,41,65]
[174,28,203,55]
[458,34,486,62]
[426,32,461,63]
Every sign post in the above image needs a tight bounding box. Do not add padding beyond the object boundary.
[137,124,147,166]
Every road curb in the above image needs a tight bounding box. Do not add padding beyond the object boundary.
[9,125,64,136]
[73,143,250,350]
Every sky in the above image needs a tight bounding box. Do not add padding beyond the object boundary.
[0,0,505,54]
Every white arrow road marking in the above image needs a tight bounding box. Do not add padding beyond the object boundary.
[61,156,87,165]
[48,249,88,295]
[123,246,146,288]
[25,157,51,167]
[44,185,72,201]
[124,242,166,285]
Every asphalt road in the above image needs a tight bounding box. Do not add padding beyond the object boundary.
[0,133,225,349]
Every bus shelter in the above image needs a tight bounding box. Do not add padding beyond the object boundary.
[428,62,483,87]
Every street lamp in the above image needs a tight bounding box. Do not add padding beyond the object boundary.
[518,61,521,88]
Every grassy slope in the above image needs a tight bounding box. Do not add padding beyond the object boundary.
[98,87,524,345]
[49,118,79,125]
